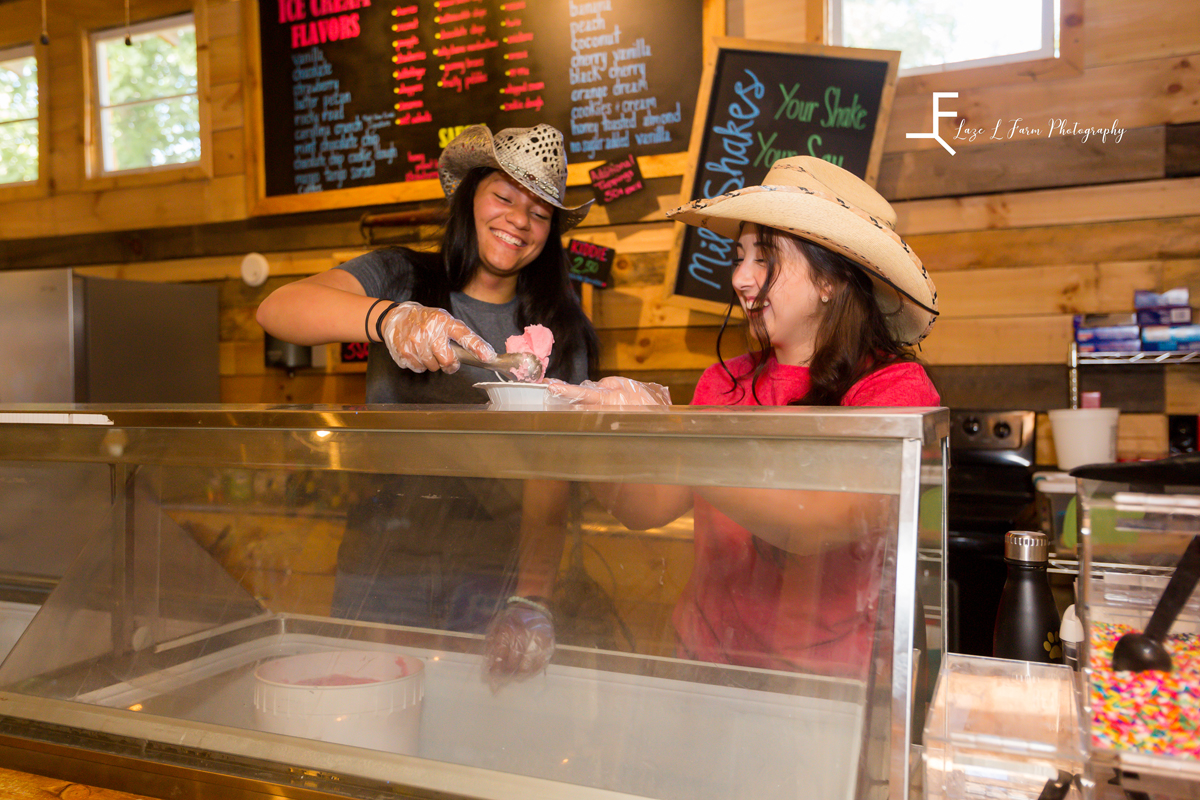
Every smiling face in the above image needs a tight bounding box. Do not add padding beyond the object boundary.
[472,171,554,283]
[732,223,831,366]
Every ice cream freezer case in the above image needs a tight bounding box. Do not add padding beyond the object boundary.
[0,404,948,800]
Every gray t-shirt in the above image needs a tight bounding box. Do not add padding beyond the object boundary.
[338,248,589,403]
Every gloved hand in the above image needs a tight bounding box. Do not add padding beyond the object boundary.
[482,597,555,691]
[379,301,495,373]
[546,376,671,406]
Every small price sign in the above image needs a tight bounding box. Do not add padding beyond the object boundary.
[566,238,616,289]
[588,153,645,204]
[340,341,370,363]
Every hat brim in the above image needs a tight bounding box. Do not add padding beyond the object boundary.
[669,185,937,344]
[438,126,593,232]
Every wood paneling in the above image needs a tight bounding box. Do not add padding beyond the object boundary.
[895,177,1200,236]
[906,217,1200,273]
[920,316,1074,366]
[207,0,242,39]
[885,54,1200,155]
[933,262,1162,319]
[878,127,1166,201]
[1086,0,1200,68]
[209,82,244,132]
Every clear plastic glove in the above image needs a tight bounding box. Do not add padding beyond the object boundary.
[482,599,555,691]
[546,376,671,406]
[379,301,495,373]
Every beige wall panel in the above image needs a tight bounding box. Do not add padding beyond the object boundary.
[208,0,243,40]
[907,217,1200,273]
[1161,259,1200,297]
[39,174,246,236]
[1166,367,1200,415]
[934,261,1163,319]
[94,250,346,283]
[220,373,366,404]
[207,31,243,86]
[591,285,726,330]
[884,54,1200,155]
[0,1,38,37]
[1086,0,1200,68]
[209,82,245,132]
[221,304,260,342]
[1093,261,1171,309]
[211,126,246,176]
[596,327,751,372]
[222,339,272,375]
[570,224,678,255]
[1121,414,1169,459]
[919,315,1073,365]
[741,0,807,42]
[895,178,1200,236]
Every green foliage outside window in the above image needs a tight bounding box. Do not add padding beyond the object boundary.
[96,22,199,172]
[0,53,38,185]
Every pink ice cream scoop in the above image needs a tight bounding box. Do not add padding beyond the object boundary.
[505,324,554,382]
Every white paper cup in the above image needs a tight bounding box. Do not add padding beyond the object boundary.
[253,650,424,753]
[1048,408,1119,471]
[474,381,549,409]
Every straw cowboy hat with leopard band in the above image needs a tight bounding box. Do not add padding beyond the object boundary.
[667,156,938,345]
[438,124,594,232]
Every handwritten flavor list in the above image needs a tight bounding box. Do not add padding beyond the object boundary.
[566,0,680,159]
[259,0,703,198]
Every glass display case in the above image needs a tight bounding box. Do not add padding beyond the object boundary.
[1076,472,1200,799]
[0,404,947,800]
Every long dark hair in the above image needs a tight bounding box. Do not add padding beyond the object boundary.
[714,224,914,406]
[391,166,598,378]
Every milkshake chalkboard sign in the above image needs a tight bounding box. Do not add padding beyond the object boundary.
[252,0,713,215]
[664,39,899,314]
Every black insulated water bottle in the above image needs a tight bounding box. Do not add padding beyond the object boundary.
[992,531,1062,663]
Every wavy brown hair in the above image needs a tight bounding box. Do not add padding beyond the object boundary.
[714,224,915,406]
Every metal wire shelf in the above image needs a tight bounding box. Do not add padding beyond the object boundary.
[1068,342,1199,407]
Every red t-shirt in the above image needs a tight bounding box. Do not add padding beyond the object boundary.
[674,354,940,675]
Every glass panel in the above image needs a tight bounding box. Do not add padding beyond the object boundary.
[0,119,38,184]
[96,23,197,105]
[0,407,946,800]
[0,51,38,184]
[0,53,37,123]
[100,95,200,171]
[840,0,1049,72]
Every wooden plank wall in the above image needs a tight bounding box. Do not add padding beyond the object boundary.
[2,0,1199,458]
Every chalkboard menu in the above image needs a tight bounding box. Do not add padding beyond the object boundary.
[665,39,899,314]
[256,0,705,207]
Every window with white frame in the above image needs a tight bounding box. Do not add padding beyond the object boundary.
[0,44,38,185]
[91,13,199,174]
[833,0,1058,75]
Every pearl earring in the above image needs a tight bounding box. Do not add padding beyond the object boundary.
[820,295,830,304]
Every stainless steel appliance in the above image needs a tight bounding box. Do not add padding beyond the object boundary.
[0,268,218,403]
[946,409,1039,656]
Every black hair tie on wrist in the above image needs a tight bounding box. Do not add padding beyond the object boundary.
[375,302,401,345]
[364,298,389,343]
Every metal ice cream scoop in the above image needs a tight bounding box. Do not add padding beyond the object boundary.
[450,343,544,383]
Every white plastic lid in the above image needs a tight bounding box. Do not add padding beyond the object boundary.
[1059,604,1083,643]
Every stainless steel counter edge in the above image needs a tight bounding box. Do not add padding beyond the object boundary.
[0,404,950,444]
[0,691,649,800]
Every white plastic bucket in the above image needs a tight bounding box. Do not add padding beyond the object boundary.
[253,650,424,753]
[1048,408,1119,471]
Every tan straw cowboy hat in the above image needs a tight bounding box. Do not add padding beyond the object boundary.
[667,156,938,344]
[438,124,593,232]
